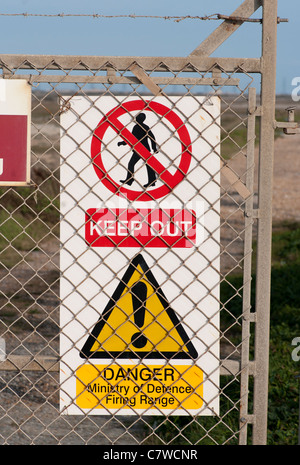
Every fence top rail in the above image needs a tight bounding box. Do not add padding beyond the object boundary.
[0,54,262,74]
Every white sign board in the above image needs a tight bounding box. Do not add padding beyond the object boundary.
[60,95,220,416]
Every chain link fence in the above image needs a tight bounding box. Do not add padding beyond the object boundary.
[0,1,278,446]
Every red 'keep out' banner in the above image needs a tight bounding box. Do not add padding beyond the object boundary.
[85,208,196,248]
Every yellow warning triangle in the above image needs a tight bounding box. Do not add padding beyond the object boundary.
[80,254,197,360]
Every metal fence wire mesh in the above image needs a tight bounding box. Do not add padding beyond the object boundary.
[0,57,261,445]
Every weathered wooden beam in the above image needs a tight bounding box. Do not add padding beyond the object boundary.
[189,0,262,57]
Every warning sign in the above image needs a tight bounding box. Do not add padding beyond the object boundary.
[91,99,192,201]
[85,207,196,248]
[60,95,221,416]
[80,254,198,359]
[76,363,203,411]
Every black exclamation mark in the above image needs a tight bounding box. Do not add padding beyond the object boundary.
[131,281,148,349]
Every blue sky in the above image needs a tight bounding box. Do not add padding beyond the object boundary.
[0,0,298,94]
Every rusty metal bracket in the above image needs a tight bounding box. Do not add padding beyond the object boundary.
[274,106,300,135]
[217,14,288,23]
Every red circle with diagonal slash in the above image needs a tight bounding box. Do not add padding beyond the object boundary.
[91,100,192,201]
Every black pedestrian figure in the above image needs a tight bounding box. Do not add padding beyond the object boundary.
[118,113,157,188]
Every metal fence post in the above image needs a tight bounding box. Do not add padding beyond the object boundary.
[252,0,278,445]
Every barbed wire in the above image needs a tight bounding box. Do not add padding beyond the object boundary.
[0,13,220,22]
[0,13,288,23]
[0,13,255,22]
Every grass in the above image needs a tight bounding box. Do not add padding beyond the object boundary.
[222,222,300,445]
[0,182,59,268]
[266,222,300,444]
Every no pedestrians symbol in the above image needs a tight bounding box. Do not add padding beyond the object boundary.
[91,100,192,201]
